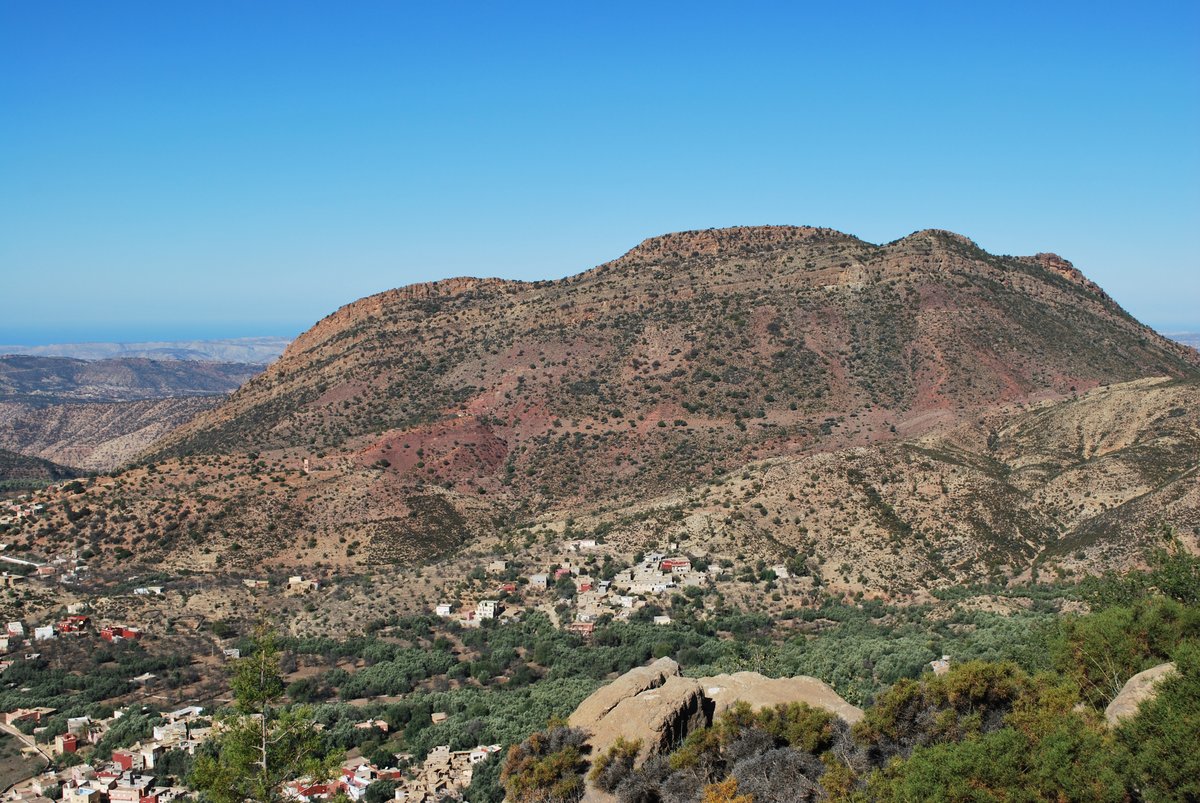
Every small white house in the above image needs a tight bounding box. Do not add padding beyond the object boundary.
[476,600,499,620]
[567,539,598,552]
[653,615,673,626]
[33,625,56,641]
[435,604,454,617]
[529,574,548,590]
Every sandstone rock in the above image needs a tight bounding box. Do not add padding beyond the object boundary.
[590,675,707,763]
[1105,662,1176,726]
[701,671,864,724]
[569,657,681,731]
[573,660,864,778]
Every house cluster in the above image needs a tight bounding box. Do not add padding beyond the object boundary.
[57,767,190,803]
[0,499,45,524]
[4,707,206,802]
[519,552,706,636]
[392,743,503,802]
[280,743,502,803]
[434,599,505,627]
[13,765,183,803]
[0,612,144,656]
[282,758,403,802]
[611,552,709,596]
[287,576,321,594]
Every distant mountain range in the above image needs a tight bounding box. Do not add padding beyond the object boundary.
[0,355,264,471]
[0,336,291,365]
[7,225,1197,596]
[1165,332,1200,350]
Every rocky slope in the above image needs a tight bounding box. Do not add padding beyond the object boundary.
[0,397,222,471]
[5,227,1199,591]
[0,446,77,487]
[548,376,1200,597]
[0,355,262,472]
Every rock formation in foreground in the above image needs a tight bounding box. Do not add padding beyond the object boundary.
[568,658,862,766]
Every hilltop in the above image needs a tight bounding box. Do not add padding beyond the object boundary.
[4,226,1198,593]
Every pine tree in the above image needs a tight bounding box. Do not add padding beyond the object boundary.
[191,631,335,802]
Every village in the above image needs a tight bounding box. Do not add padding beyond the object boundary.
[0,492,818,803]
[431,538,805,639]
[3,686,508,803]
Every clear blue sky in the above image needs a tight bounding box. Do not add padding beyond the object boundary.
[2,1,1198,344]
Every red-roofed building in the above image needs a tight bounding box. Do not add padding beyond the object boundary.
[660,558,691,574]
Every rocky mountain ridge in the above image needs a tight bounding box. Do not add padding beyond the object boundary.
[4,226,1198,595]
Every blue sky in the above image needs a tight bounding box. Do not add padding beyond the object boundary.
[2,1,1198,343]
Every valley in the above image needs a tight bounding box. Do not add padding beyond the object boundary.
[0,227,1196,803]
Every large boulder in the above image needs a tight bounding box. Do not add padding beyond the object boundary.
[571,659,862,771]
[590,675,708,763]
[701,671,864,724]
[1105,662,1176,726]
[569,657,681,732]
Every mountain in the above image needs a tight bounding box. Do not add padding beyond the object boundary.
[0,446,78,489]
[0,336,291,364]
[0,355,262,404]
[0,397,223,472]
[0,356,263,472]
[5,226,1199,589]
[1165,332,1200,350]
[150,226,1196,483]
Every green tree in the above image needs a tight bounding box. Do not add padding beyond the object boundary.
[191,631,335,802]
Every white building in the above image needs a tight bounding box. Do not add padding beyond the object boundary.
[435,604,453,617]
[476,600,499,620]
[33,625,56,641]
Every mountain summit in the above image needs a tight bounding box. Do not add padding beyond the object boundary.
[152,225,1196,468]
[9,227,1199,591]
